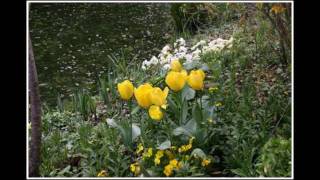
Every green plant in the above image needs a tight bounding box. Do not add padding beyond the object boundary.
[72,89,96,121]
[256,137,291,177]
[98,77,110,105]
[170,3,218,34]
[57,93,64,112]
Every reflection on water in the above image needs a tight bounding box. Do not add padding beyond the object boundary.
[29,3,173,106]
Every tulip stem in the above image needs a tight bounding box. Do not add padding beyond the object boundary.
[179,91,183,126]
[128,100,133,151]
[198,91,203,123]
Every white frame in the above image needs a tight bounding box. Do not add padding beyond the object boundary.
[26,1,294,179]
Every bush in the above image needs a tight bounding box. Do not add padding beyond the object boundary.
[170,3,218,34]
[256,137,291,177]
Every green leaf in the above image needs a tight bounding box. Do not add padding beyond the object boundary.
[167,96,180,120]
[140,166,151,177]
[231,168,247,177]
[158,140,171,150]
[184,61,201,70]
[191,148,206,159]
[130,106,140,115]
[182,86,195,101]
[181,99,188,124]
[192,102,202,125]
[58,165,71,176]
[173,127,192,136]
[184,118,197,135]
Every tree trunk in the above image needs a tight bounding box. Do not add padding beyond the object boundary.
[29,37,42,177]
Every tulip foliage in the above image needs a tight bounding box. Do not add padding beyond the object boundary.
[114,59,218,176]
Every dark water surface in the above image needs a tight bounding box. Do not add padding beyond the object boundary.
[30,3,173,106]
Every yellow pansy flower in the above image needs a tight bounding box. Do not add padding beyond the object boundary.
[163,159,181,176]
[154,157,161,165]
[130,163,136,172]
[163,164,173,177]
[178,137,194,153]
[156,150,164,157]
[97,170,107,177]
[165,70,188,92]
[142,148,153,160]
[209,87,218,93]
[147,148,153,156]
[154,150,164,165]
[170,59,182,72]
[201,159,211,167]
[187,69,205,90]
[148,105,163,121]
[150,87,169,106]
[169,159,178,168]
[178,144,192,153]
[117,80,134,100]
[134,83,153,108]
[136,143,144,154]
[130,162,141,176]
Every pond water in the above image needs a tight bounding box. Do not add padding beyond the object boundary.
[29,3,173,106]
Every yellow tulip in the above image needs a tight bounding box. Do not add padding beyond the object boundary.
[170,59,182,72]
[148,105,163,121]
[117,80,134,100]
[134,83,153,108]
[150,87,169,106]
[187,69,205,90]
[165,70,188,92]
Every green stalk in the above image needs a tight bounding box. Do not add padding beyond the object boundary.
[128,100,133,151]
[199,91,203,121]
[179,90,183,126]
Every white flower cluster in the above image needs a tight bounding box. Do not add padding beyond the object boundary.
[141,36,233,71]
[202,37,234,53]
